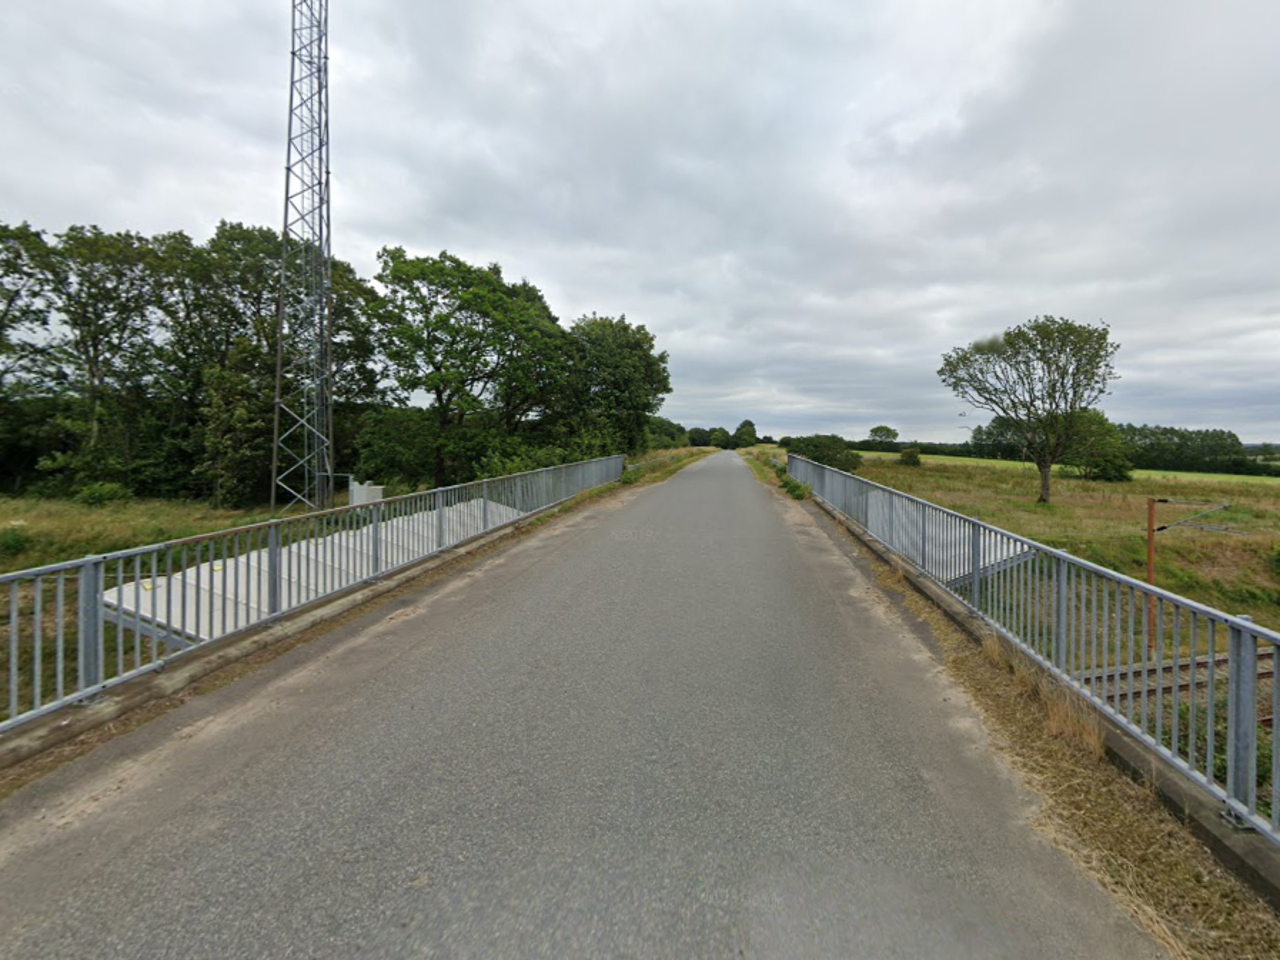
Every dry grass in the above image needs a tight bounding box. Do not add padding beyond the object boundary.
[870,561,1280,959]
[854,456,1280,631]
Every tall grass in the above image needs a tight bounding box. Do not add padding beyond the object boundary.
[0,498,274,574]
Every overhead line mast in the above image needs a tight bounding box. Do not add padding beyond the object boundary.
[272,0,334,511]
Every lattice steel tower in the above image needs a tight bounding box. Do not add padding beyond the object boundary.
[272,0,334,511]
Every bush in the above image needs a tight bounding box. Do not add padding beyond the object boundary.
[779,475,810,500]
[73,482,134,507]
[0,523,32,558]
[785,434,862,474]
[899,446,922,467]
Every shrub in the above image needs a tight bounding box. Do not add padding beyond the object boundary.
[899,446,922,467]
[0,523,32,558]
[73,482,134,507]
[779,475,810,500]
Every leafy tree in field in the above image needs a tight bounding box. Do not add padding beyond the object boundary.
[732,419,758,448]
[938,316,1119,503]
[708,427,733,449]
[898,446,922,467]
[567,314,671,456]
[688,427,712,447]
[1060,409,1132,482]
[867,425,898,451]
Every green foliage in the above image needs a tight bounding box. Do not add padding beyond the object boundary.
[867,425,899,451]
[779,475,810,500]
[0,218,675,505]
[1116,423,1270,476]
[1272,545,1280,579]
[785,434,862,474]
[687,427,712,447]
[939,316,1120,503]
[708,427,734,449]
[645,415,688,450]
[73,481,134,507]
[899,446,922,467]
[568,314,672,456]
[1060,410,1132,482]
[732,419,758,448]
[0,523,32,557]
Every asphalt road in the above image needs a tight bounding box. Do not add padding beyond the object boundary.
[0,451,1163,959]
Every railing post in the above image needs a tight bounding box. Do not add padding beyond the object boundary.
[435,490,445,550]
[920,503,928,573]
[371,502,382,575]
[969,520,982,608]
[1053,557,1069,669]
[77,559,103,692]
[482,480,490,532]
[267,524,282,615]
[1227,616,1258,812]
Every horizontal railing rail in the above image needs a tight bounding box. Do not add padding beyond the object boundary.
[788,454,1280,848]
[2,455,624,734]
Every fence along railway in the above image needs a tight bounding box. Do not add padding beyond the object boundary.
[787,454,1280,847]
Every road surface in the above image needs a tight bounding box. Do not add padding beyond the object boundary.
[0,451,1162,958]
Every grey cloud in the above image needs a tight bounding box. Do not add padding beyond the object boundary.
[2,0,1277,442]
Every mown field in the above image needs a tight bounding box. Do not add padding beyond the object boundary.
[759,446,1280,632]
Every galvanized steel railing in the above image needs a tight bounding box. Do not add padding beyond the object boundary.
[789,454,1280,848]
[1,456,624,734]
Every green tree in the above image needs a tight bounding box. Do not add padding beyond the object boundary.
[375,248,521,485]
[0,222,48,390]
[567,314,671,455]
[938,316,1119,503]
[969,417,1025,461]
[688,427,712,447]
[708,427,733,449]
[732,419,758,448]
[30,225,157,484]
[1060,410,1132,482]
[867,425,898,451]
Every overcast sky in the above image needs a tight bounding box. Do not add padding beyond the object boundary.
[3,0,1278,441]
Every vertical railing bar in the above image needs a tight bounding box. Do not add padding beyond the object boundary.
[8,582,18,718]
[1155,597,1165,746]
[1171,605,1181,760]
[55,573,66,701]
[32,578,43,709]
[1207,621,1218,786]
[1188,614,1199,772]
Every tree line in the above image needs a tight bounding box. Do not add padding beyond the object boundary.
[0,220,672,505]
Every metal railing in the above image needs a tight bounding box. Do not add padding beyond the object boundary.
[2,455,624,734]
[789,454,1280,847]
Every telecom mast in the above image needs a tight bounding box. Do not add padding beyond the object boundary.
[272,0,334,511]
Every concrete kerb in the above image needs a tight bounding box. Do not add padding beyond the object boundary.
[0,497,587,774]
[808,494,1280,914]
